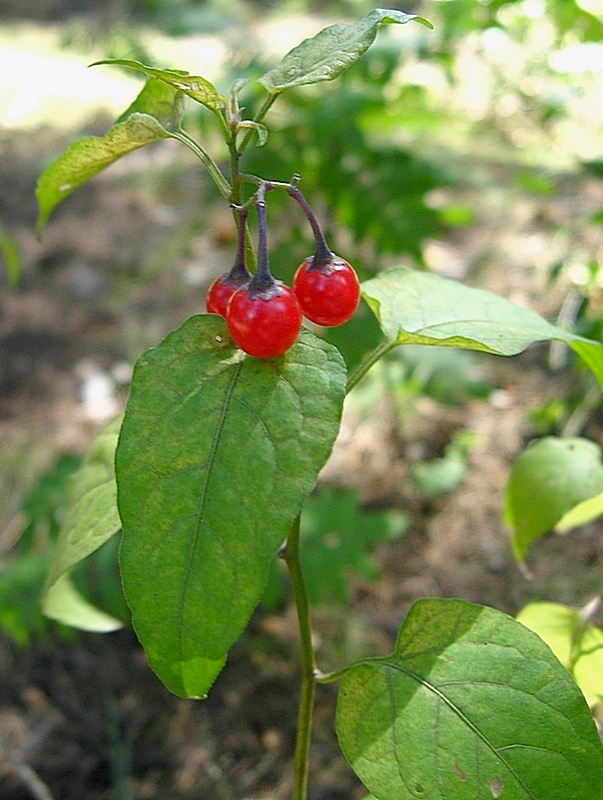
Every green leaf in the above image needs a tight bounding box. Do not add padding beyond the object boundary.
[92,59,224,112]
[410,431,473,499]
[42,416,123,630]
[18,454,82,543]
[115,315,346,698]
[0,224,20,288]
[556,490,603,532]
[116,76,181,126]
[517,602,603,708]
[337,598,603,800]
[568,339,603,390]
[300,489,407,604]
[237,120,269,147]
[0,554,52,646]
[362,267,603,388]
[36,113,172,232]
[44,573,122,633]
[258,9,431,93]
[503,437,603,562]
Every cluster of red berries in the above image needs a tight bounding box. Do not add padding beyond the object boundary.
[206,187,360,359]
[207,253,360,358]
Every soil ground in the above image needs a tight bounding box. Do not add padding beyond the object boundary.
[1,12,603,800]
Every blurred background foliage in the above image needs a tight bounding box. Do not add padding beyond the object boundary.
[3,0,603,314]
[2,0,603,643]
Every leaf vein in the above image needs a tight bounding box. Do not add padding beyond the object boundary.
[175,360,244,666]
[383,662,539,799]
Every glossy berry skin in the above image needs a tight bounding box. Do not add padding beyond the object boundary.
[293,255,360,326]
[226,282,302,358]
[206,273,249,318]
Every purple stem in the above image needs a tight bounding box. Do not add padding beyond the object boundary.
[249,197,275,293]
[229,209,251,282]
[288,187,332,267]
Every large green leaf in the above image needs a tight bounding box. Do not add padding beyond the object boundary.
[91,59,224,112]
[337,598,603,800]
[503,437,603,562]
[361,267,603,388]
[258,9,431,93]
[42,415,123,631]
[36,113,172,232]
[116,315,346,698]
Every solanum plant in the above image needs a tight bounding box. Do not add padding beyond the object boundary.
[36,9,603,800]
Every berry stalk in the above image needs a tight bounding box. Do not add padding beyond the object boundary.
[288,185,333,268]
[248,188,275,296]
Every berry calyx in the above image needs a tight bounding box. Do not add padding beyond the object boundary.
[293,254,360,327]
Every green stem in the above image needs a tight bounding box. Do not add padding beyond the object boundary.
[346,338,395,394]
[282,515,316,800]
[170,128,231,200]
[212,108,232,144]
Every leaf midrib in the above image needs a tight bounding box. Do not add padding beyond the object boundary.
[176,359,244,667]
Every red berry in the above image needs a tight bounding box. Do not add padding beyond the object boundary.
[293,255,360,327]
[206,273,249,318]
[226,282,302,358]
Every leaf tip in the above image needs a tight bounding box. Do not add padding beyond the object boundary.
[34,192,50,237]
[35,213,46,238]
[413,16,434,30]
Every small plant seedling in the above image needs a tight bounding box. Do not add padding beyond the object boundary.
[35,9,603,800]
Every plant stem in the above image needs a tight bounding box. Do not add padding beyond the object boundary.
[282,515,316,800]
[346,338,395,393]
[212,108,233,145]
[249,191,275,292]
